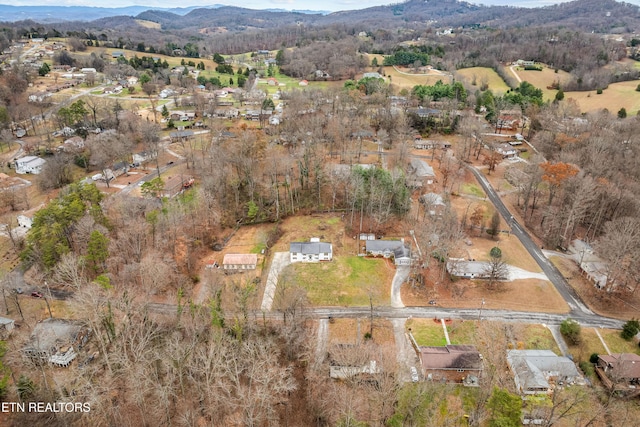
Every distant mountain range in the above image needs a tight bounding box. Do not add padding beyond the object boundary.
[1,0,638,33]
[0,4,331,23]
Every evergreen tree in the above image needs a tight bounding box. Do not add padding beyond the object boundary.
[86,230,109,274]
[488,387,522,427]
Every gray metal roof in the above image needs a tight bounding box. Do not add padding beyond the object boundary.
[410,159,435,177]
[366,240,403,252]
[446,260,490,276]
[507,350,582,391]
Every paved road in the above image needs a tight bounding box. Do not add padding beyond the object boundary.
[468,166,599,321]
[146,303,624,329]
[117,156,185,196]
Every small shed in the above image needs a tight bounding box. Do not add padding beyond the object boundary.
[0,317,15,338]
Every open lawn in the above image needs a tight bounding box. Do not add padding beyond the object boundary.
[512,324,560,353]
[83,46,222,71]
[455,67,510,95]
[509,63,640,114]
[447,320,477,345]
[407,318,449,346]
[449,194,542,272]
[564,80,640,115]
[410,276,569,313]
[408,319,557,351]
[598,329,640,355]
[566,328,606,364]
[258,71,311,93]
[271,214,356,256]
[385,66,453,92]
[468,233,542,273]
[509,65,572,101]
[458,183,485,198]
[135,19,161,29]
[283,256,393,306]
[328,318,395,346]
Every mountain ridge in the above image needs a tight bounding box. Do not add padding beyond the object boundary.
[1,0,638,33]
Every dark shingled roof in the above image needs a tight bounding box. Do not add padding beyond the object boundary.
[420,345,482,370]
[290,242,332,255]
[365,240,403,252]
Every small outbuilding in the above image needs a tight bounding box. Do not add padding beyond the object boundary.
[0,317,15,338]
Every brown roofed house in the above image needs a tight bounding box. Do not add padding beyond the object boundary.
[419,345,482,385]
[223,254,258,271]
[596,353,640,394]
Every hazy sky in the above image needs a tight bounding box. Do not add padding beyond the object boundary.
[5,0,640,12]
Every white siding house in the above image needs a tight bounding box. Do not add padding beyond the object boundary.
[289,240,333,263]
[15,156,46,174]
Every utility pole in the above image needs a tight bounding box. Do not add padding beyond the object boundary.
[44,281,53,318]
[478,299,485,321]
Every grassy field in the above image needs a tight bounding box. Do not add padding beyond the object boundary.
[566,328,606,363]
[455,67,510,95]
[409,320,559,352]
[385,66,453,92]
[459,183,485,198]
[408,319,477,346]
[598,328,640,355]
[447,320,477,345]
[328,318,395,345]
[257,70,309,94]
[509,63,640,114]
[407,318,449,346]
[564,80,640,116]
[135,19,161,29]
[565,326,640,363]
[283,256,393,306]
[270,214,357,256]
[513,324,560,353]
[434,277,569,313]
[510,65,572,101]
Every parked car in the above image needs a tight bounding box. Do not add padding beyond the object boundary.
[429,300,437,305]
[410,367,419,382]
[31,291,43,298]
[14,288,23,294]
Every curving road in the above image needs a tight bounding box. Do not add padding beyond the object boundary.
[466,166,617,327]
